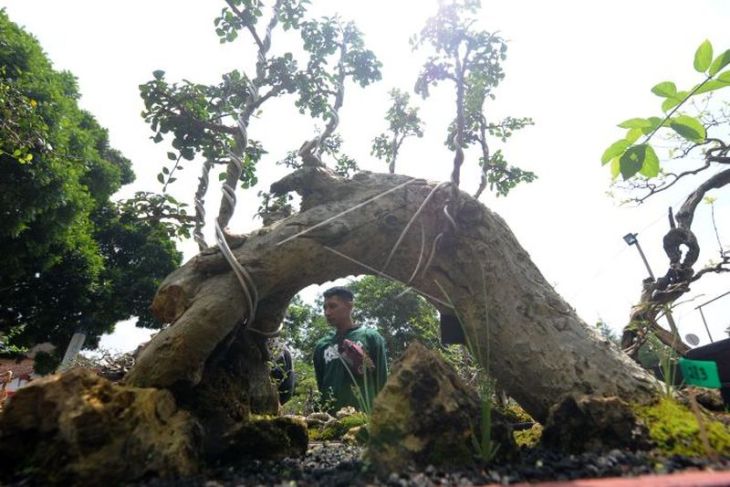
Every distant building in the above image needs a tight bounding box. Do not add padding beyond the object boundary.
[0,342,55,398]
[0,357,35,398]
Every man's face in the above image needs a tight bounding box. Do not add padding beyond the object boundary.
[323,295,352,328]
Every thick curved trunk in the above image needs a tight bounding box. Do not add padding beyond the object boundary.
[127,169,658,422]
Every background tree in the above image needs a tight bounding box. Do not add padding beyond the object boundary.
[349,275,441,361]
[0,11,182,364]
[602,39,730,358]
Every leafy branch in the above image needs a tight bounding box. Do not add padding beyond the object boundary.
[371,88,424,174]
[413,0,534,201]
[602,40,730,181]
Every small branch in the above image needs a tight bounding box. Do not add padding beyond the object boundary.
[253,86,283,110]
[473,115,491,199]
[675,167,730,229]
[161,106,239,136]
[690,260,730,283]
[224,0,264,51]
[640,75,714,145]
[632,162,711,203]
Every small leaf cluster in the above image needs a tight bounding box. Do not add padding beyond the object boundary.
[371,88,424,173]
[277,133,357,176]
[140,69,244,161]
[0,66,46,164]
[413,0,534,198]
[602,40,730,180]
[295,17,381,119]
[118,192,195,240]
[214,0,263,43]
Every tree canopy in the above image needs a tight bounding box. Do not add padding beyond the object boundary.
[0,10,181,359]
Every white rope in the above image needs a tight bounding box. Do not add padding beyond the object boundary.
[214,221,282,337]
[407,222,427,285]
[443,205,458,230]
[382,181,450,271]
[276,178,418,246]
[193,160,214,250]
[323,245,453,309]
[421,232,444,278]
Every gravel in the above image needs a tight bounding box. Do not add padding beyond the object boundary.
[137,442,730,487]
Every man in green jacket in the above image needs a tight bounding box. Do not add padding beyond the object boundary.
[313,286,388,412]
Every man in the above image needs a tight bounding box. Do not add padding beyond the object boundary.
[313,286,388,412]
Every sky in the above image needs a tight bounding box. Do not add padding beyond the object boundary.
[2,0,730,353]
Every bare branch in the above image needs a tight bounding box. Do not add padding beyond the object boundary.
[675,167,730,229]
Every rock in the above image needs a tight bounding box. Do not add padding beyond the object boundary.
[0,368,200,484]
[335,406,357,419]
[541,395,651,453]
[368,342,515,475]
[218,415,308,464]
[688,387,726,412]
[342,425,369,445]
[307,411,334,423]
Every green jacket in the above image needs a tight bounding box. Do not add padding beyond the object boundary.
[313,326,388,412]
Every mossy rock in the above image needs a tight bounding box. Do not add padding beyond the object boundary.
[313,412,368,441]
[218,415,308,464]
[514,423,543,448]
[635,397,730,457]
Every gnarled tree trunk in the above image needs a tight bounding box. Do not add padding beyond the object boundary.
[126,168,658,423]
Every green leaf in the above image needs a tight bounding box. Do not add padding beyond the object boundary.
[694,40,713,73]
[651,81,677,98]
[610,157,621,179]
[642,117,664,135]
[601,139,631,165]
[638,145,660,178]
[166,152,177,161]
[618,118,652,129]
[157,173,165,184]
[625,127,643,144]
[669,115,706,142]
[692,78,730,95]
[708,49,730,76]
[162,167,170,175]
[661,92,688,112]
[619,144,648,180]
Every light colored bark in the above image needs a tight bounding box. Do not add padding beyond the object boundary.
[127,169,658,422]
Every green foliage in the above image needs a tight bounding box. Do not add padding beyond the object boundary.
[349,276,441,363]
[371,88,424,173]
[296,17,381,118]
[412,0,534,197]
[603,39,730,180]
[0,11,181,355]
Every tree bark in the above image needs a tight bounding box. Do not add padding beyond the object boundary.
[126,169,658,423]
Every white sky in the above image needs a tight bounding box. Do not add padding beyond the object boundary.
[3,0,729,353]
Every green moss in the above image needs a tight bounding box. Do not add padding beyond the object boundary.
[635,398,730,456]
[499,401,534,424]
[514,423,543,448]
[316,413,369,441]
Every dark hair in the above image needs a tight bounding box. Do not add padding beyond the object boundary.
[323,286,354,302]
